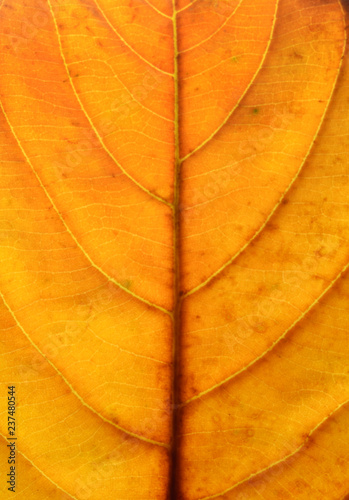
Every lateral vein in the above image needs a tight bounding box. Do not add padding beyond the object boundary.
[0,291,169,448]
[0,98,170,316]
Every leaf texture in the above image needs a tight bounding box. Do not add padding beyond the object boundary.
[0,0,349,499]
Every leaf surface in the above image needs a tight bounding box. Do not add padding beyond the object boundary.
[0,0,349,499]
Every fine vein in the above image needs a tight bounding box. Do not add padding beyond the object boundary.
[183,257,349,407]
[93,0,173,76]
[183,9,347,299]
[0,99,170,316]
[0,291,169,448]
[197,398,349,500]
[48,0,172,207]
[0,433,78,500]
[180,0,279,163]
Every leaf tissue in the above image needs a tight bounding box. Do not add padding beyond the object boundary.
[0,0,349,499]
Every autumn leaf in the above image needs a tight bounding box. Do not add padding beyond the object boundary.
[0,0,349,498]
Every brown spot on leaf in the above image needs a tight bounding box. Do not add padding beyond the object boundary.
[293,50,303,59]
[266,223,279,232]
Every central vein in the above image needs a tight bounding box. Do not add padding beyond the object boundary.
[170,0,181,497]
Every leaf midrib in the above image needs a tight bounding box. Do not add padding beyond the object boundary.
[169,0,181,497]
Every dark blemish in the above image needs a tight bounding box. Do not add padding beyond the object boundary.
[130,11,136,23]
[4,3,14,8]
[252,108,259,114]
[111,172,116,178]
[302,432,311,444]
[97,40,103,47]
[71,120,80,126]
[195,315,200,319]
[250,410,263,420]
[223,310,232,322]
[190,386,197,396]
[62,79,68,83]
[293,50,303,59]
[194,87,199,91]
[294,479,308,490]
[336,457,347,468]
[282,198,289,205]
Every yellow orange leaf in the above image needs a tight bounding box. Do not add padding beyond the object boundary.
[0,0,349,499]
